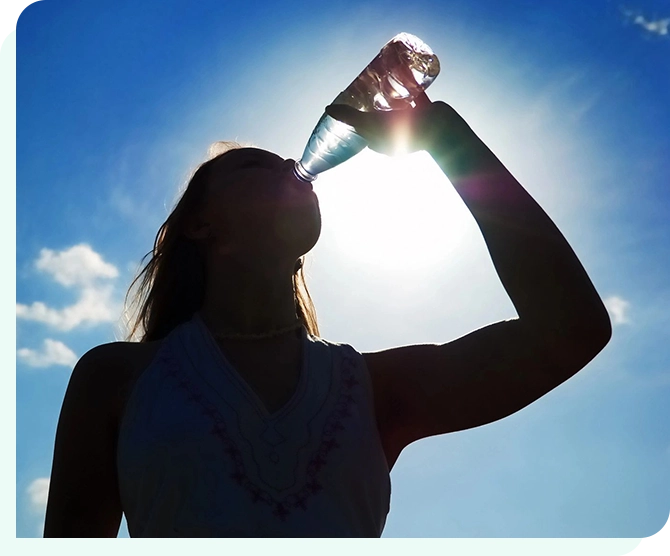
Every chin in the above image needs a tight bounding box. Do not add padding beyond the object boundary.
[274,212,321,257]
[296,220,322,256]
[293,201,321,243]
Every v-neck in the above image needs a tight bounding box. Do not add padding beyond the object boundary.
[192,313,310,421]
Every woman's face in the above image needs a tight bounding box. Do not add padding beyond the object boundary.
[201,148,321,263]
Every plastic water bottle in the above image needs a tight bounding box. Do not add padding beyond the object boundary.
[294,32,440,182]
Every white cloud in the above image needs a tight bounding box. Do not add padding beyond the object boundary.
[27,478,50,514]
[604,295,631,325]
[35,244,119,287]
[17,339,78,368]
[17,284,121,331]
[634,16,669,35]
[17,245,122,331]
[623,8,670,36]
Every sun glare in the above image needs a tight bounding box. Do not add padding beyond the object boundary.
[313,149,473,278]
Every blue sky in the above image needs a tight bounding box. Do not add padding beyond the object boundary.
[10,0,669,543]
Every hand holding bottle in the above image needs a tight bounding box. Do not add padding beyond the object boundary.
[294,33,441,182]
[324,91,432,155]
[325,94,473,157]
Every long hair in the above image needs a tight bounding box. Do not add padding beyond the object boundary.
[123,141,320,342]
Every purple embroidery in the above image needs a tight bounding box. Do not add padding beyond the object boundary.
[291,492,309,510]
[344,375,358,390]
[306,456,325,475]
[250,488,263,503]
[231,471,246,485]
[306,478,323,494]
[202,407,218,419]
[273,503,290,521]
[157,346,361,522]
[322,438,339,454]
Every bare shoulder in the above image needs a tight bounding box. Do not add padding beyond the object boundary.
[72,340,164,421]
[46,339,164,537]
[80,340,163,371]
[76,340,163,384]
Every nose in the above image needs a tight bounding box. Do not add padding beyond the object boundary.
[280,158,300,183]
[281,158,296,175]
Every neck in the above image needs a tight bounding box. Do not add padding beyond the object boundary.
[198,258,299,336]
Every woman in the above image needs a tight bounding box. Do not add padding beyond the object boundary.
[44,93,611,537]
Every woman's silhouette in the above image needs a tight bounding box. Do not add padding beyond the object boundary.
[44,93,611,537]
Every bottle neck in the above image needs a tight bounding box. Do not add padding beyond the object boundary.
[293,160,316,182]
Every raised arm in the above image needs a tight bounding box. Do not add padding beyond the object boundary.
[423,101,610,342]
[325,98,611,469]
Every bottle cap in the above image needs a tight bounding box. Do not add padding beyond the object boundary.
[293,160,317,182]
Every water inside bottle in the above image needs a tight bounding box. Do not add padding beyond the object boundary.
[295,33,440,181]
[294,113,368,181]
[340,36,440,112]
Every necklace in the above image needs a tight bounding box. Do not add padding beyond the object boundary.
[213,318,304,341]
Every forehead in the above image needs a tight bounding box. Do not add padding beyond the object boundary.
[212,147,283,173]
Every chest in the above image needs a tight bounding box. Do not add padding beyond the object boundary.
[216,340,303,416]
[116,337,392,537]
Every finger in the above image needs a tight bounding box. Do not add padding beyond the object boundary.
[413,91,432,109]
[325,104,363,126]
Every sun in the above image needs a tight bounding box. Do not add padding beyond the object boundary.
[312,148,474,279]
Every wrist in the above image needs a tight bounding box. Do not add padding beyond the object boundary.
[419,102,474,152]
[421,108,505,180]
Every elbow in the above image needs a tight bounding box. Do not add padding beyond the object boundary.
[595,311,612,351]
[562,307,612,370]
[537,303,612,373]
[583,299,613,354]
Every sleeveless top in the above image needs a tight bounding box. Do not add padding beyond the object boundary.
[116,313,391,537]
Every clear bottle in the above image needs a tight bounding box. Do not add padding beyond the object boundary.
[294,32,440,182]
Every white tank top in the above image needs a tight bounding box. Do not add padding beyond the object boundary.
[116,313,391,537]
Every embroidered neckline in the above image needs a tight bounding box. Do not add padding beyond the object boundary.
[157,342,361,522]
[193,312,310,420]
